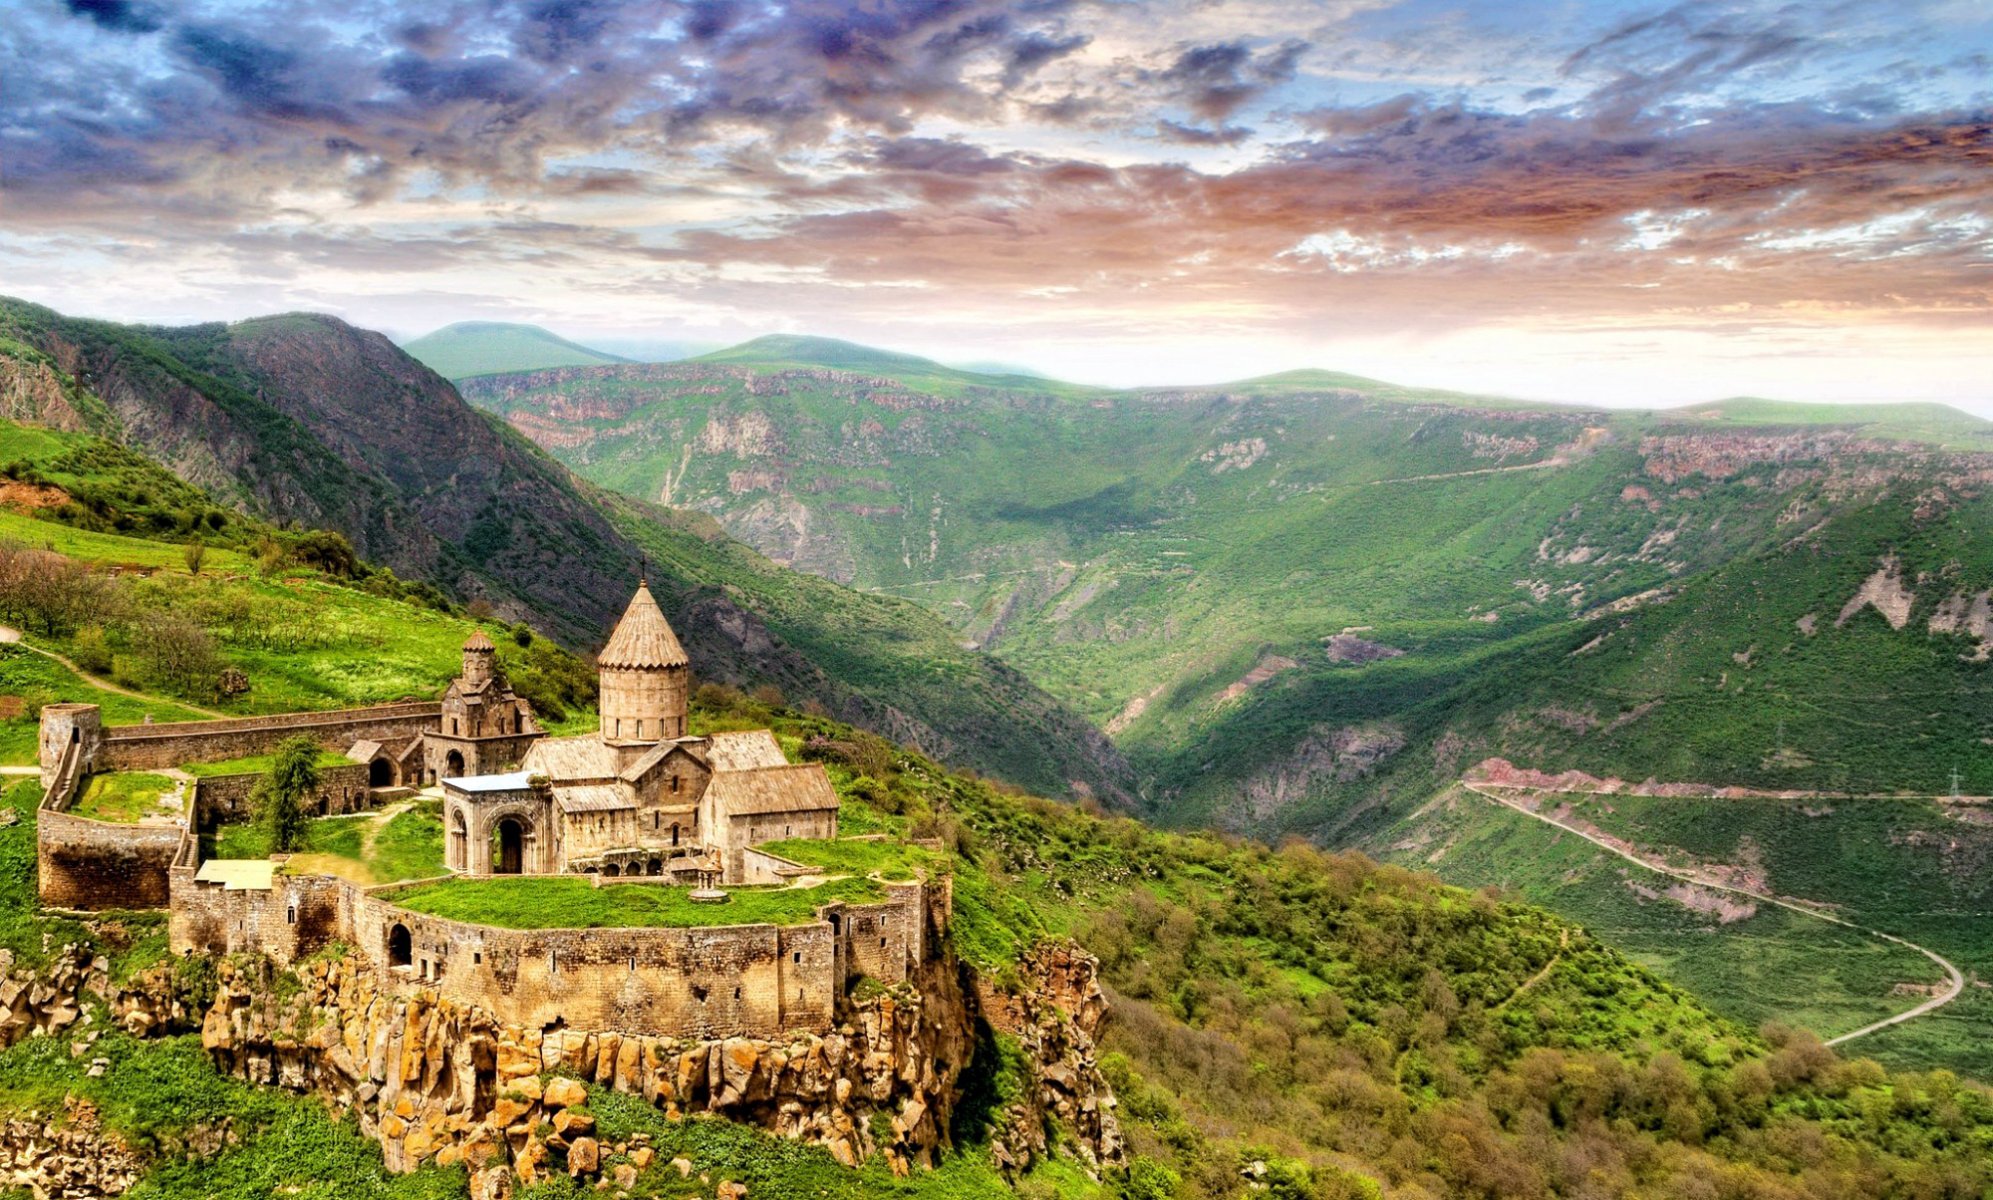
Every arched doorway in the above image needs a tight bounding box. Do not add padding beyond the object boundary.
[369,758,394,788]
[449,810,468,871]
[445,749,466,778]
[387,924,411,968]
[493,817,526,874]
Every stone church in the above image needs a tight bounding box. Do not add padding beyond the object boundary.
[441,582,839,884]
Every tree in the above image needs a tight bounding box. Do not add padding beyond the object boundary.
[133,612,218,697]
[254,735,320,853]
[183,538,206,575]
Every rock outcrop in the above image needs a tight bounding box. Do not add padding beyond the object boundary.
[974,943,1124,1174]
[198,950,992,1186]
[0,937,1122,1195]
[0,1099,146,1198]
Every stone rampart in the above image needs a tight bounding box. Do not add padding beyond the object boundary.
[36,806,184,909]
[95,702,442,773]
[169,870,948,1040]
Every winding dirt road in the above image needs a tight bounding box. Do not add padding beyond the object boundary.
[1462,780,1965,1046]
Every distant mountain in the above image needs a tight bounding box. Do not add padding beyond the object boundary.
[692,334,957,376]
[0,297,1134,803]
[1666,396,1993,448]
[401,321,629,379]
[949,360,1054,380]
[456,346,1993,823]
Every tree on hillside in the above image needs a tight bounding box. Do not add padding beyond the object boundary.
[183,538,205,575]
[254,735,320,853]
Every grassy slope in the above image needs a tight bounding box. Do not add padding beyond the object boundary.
[1483,789,1993,1078]
[1383,787,1957,1063]
[0,315,1133,801]
[400,322,628,380]
[3,679,1993,1195]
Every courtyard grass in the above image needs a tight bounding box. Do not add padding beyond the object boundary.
[382,874,885,930]
[212,805,446,885]
[758,835,943,882]
[70,772,181,822]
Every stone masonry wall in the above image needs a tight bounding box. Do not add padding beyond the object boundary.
[346,891,841,1038]
[36,807,184,909]
[171,870,351,963]
[193,762,372,825]
[96,703,442,773]
[168,871,946,1040]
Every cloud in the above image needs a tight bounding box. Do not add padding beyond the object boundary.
[61,0,163,33]
[0,0,1987,383]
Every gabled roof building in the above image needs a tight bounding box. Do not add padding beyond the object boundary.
[440,582,839,883]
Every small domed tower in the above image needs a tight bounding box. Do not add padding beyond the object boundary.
[461,628,497,689]
[598,582,689,746]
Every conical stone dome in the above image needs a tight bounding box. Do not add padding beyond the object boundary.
[598,582,690,744]
[598,583,688,669]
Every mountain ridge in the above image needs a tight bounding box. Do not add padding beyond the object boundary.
[0,298,1134,803]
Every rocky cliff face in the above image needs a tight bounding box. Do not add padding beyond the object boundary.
[1,938,1122,1195]
[0,353,95,434]
[200,951,972,1189]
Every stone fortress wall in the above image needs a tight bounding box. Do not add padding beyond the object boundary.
[169,866,950,1040]
[92,702,441,773]
[35,701,401,909]
[36,804,185,909]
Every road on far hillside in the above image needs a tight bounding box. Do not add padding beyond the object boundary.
[0,624,226,719]
[1462,780,1966,1047]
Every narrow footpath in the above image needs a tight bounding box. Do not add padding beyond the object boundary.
[1462,780,1965,1046]
[0,624,226,718]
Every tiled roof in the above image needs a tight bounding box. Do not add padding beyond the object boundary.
[521,735,621,781]
[555,783,633,814]
[706,763,839,817]
[463,628,495,651]
[704,729,788,772]
[598,583,688,669]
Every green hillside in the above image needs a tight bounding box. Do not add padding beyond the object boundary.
[400,321,628,379]
[6,676,1993,1196]
[459,347,1993,824]
[1380,785,1993,1077]
[1668,397,1993,449]
[692,334,963,377]
[0,302,1134,802]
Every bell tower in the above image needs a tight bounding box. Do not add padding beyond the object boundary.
[461,628,496,688]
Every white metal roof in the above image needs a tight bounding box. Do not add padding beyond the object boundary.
[193,859,276,891]
[443,771,534,793]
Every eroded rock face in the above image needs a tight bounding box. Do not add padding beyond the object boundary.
[196,942,1116,1187]
[0,938,1122,1195]
[974,943,1124,1175]
[0,1099,146,1198]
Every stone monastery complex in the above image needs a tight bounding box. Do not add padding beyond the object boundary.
[32,582,945,1041]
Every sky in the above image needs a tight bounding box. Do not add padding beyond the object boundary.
[2,0,1990,409]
